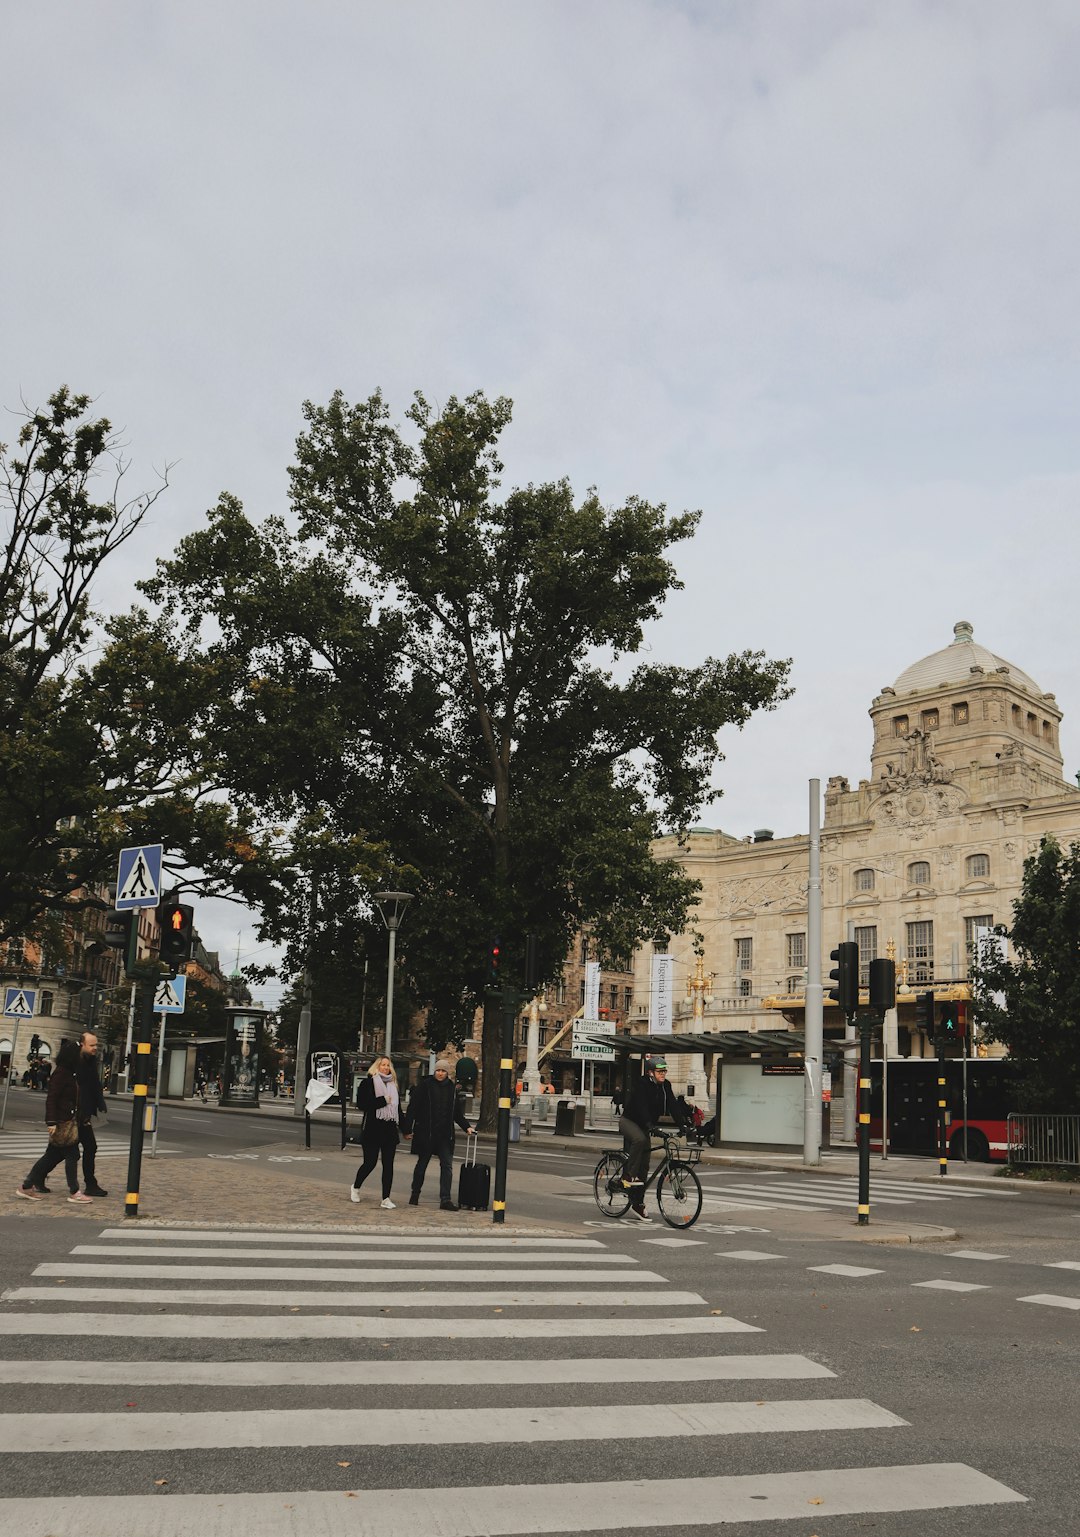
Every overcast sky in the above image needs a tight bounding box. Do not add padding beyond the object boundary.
[5,2,1079,1005]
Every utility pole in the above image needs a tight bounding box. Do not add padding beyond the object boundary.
[803,778,824,1166]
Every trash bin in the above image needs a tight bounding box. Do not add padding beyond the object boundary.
[554,1099,586,1135]
[509,1114,521,1143]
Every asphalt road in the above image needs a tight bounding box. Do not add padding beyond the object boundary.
[2,1087,1078,1535]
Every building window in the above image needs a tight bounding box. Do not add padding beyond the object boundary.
[854,867,875,893]
[893,715,909,737]
[964,915,994,973]
[39,990,53,1016]
[953,702,969,725]
[854,926,878,987]
[3,937,26,967]
[579,938,589,964]
[906,921,934,983]
[579,980,585,1006]
[786,933,806,972]
[1012,704,1021,727]
[623,987,633,1014]
[1043,720,1052,740]
[966,853,990,880]
[554,977,566,1005]
[735,937,753,997]
[922,709,939,731]
[1027,712,1038,736]
[907,861,931,887]
[608,984,618,1012]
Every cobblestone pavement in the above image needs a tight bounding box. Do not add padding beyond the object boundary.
[1,1150,571,1231]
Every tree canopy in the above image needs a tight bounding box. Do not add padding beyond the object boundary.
[974,835,1080,1111]
[133,387,791,1119]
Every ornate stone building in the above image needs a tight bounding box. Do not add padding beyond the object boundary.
[632,622,1080,1086]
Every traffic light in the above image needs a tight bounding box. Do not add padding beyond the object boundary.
[868,957,896,1013]
[940,999,967,1039]
[828,941,859,1014]
[915,990,935,1033]
[157,901,194,967]
[489,937,501,985]
[103,909,138,974]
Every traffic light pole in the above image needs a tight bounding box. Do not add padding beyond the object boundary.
[124,976,156,1219]
[856,1011,872,1225]
[935,1035,948,1178]
[491,986,515,1225]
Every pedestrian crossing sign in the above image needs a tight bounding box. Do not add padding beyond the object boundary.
[154,975,187,1014]
[116,843,163,909]
[3,987,36,1018]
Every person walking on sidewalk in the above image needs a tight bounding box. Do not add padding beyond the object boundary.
[402,1058,475,1210]
[350,1057,401,1210]
[76,1031,109,1197]
[16,1041,94,1204]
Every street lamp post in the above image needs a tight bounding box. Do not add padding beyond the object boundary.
[374,892,413,1061]
[521,993,547,1097]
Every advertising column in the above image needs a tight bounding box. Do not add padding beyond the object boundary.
[221,1008,265,1107]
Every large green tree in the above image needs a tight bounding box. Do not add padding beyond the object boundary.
[137,389,791,1122]
[974,835,1080,1111]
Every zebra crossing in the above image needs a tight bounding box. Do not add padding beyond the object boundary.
[0,1223,1026,1534]
[692,1171,1014,1214]
[0,1132,175,1161]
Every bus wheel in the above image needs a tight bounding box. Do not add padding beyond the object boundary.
[950,1129,989,1162]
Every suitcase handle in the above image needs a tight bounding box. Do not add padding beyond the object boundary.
[463,1131,477,1167]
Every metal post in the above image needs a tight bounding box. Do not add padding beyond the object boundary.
[857,1015,873,1224]
[0,1022,20,1130]
[293,884,317,1119]
[124,980,155,1219]
[961,1025,969,1162]
[150,1012,166,1159]
[384,924,398,1060]
[803,778,823,1166]
[936,1037,948,1177]
[492,987,515,1224]
[121,980,136,1093]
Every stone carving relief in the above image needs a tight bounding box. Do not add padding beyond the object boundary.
[719,874,808,913]
[876,727,954,795]
[872,782,966,829]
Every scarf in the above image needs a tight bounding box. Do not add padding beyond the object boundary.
[375,1074,399,1122]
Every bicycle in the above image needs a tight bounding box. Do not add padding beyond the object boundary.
[592,1128,703,1228]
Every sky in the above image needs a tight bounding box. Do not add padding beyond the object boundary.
[5,1,1080,1007]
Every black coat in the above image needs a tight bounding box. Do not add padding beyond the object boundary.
[45,1066,79,1127]
[402,1076,470,1155]
[76,1054,106,1123]
[623,1074,687,1133]
[356,1075,398,1139]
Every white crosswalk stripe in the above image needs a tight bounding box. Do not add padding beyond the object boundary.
[0,1133,148,1160]
[0,1223,1026,1533]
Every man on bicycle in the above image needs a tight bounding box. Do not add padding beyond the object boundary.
[619,1057,689,1222]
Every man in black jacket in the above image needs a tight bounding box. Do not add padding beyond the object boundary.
[402,1059,475,1210]
[76,1031,109,1198]
[619,1057,688,1222]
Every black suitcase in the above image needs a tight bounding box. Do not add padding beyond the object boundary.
[457,1136,490,1211]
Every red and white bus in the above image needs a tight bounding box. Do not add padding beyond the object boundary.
[867,1057,1019,1163]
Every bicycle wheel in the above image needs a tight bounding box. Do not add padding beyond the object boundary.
[656,1161,703,1228]
[593,1153,632,1219]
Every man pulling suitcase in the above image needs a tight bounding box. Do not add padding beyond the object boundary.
[402,1058,475,1210]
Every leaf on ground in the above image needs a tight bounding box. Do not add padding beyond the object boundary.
[125,1402,137,1408]
[910,1325,921,1332]
[337,1461,351,1468]
[344,1491,358,1498]
[710,1309,724,1315]
[809,1496,825,1504]
[154,1479,168,1486]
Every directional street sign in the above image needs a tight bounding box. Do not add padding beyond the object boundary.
[571,1019,616,1061]
[3,987,36,1019]
[153,975,187,1015]
[116,844,163,910]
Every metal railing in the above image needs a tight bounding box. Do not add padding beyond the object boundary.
[1007,1113,1080,1168]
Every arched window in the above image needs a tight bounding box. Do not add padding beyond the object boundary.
[908,861,931,887]
[966,853,990,880]
[854,868,875,893]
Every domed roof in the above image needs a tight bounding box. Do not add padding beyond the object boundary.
[893,621,1041,696]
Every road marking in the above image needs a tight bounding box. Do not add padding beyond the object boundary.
[33,1262,665,1284]
[1019,1293,1080,1311]
[0,1311,759,1338]
[716,1249,786,1261]
[5,1286,706,1309]
[1046,1261,1080,1271]
[808,1264,884,1278]
[93,1228,605,1247]
[0,1464,1025,1534]
[912,1280,989,1292]
[639,1237,705,1247]
[0,1352,833,1386]
[947,1250,1008,1261]
[70,1244,641,1265]
[0,1397,906,1452]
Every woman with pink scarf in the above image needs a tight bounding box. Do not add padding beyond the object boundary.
[350,1057,401,1209]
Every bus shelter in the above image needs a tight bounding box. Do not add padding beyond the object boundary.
[580,1030,837,1151]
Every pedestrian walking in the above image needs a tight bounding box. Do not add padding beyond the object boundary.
[350,1056,401,1210]
[76,1031,109,1197]
[16,1041,93,1204]
[610,1086,624,1115]
[402,1058,475,1210]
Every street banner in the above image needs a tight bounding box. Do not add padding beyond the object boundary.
[650,954,675,1034]
[583,961,601,1022]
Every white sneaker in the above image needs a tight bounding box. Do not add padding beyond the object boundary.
[380,1197,396,1210]
[629,1205,652,1222]
[350,1185,361,1203]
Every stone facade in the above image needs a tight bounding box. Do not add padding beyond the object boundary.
[632,621,1080,1089]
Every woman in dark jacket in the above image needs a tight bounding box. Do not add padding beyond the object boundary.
[350,1057,401,1209]
[17,1041,93,1204]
